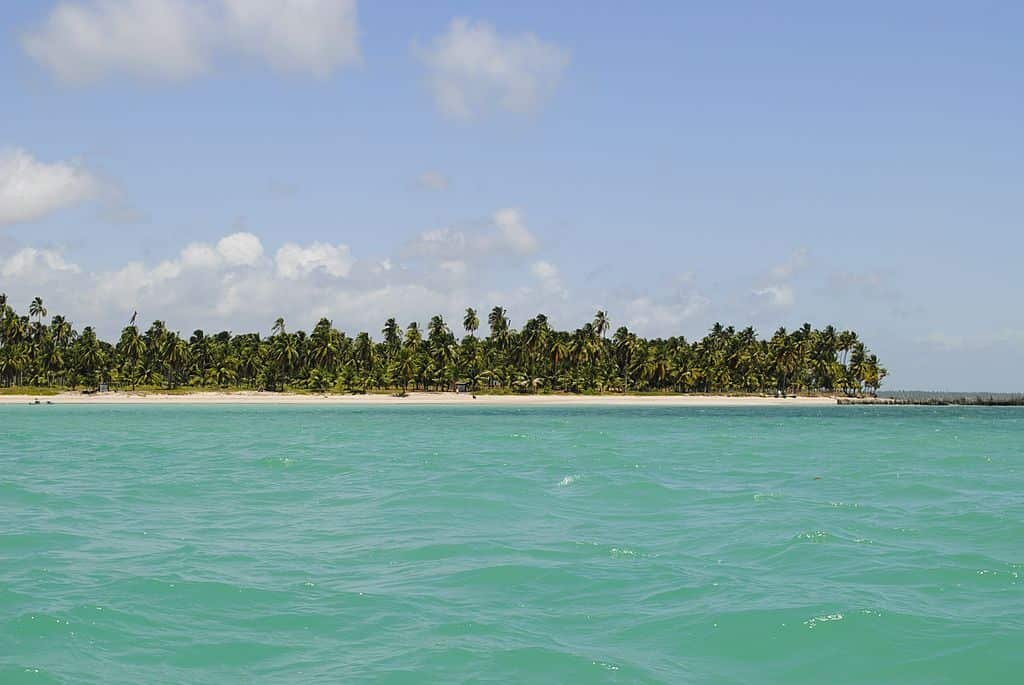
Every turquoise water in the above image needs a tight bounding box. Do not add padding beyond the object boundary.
[1,405,1022,683]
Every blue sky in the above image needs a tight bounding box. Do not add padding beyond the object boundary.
[1,1,1022,390]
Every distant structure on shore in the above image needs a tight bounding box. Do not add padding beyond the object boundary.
[878,391,1024,406]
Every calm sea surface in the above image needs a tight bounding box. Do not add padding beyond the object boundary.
[1,405,1021,683]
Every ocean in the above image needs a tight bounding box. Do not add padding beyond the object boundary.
[1,405,1021,683]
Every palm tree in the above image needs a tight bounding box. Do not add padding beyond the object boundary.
[29,297,47,323]
[488,306,508,337]
[593,310,610,339]
[382,318,401,353]
[404,321,422,350]
[463,308,479,338]
[118,325,146,389]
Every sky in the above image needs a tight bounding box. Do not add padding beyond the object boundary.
[1,1,1022,391]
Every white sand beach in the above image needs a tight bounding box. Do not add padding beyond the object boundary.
[0,391,839,406]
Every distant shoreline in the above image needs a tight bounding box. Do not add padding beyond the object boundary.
[0,390,841,406]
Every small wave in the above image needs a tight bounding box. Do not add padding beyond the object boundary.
[558,474,578,487]
[804,612,844,628]
[794,530,831,542]
[259,456,295,468]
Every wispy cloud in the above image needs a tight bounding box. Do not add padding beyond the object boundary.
[417,18,569,120]
[416,170,450,192]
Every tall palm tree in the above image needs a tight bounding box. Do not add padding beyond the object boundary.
[463,308,479,338]
[29,297,47,322]
[382,318,401,352]
[593,310,610,339]
[488,306,509,337]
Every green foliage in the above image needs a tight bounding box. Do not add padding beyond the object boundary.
[0,295,887,395]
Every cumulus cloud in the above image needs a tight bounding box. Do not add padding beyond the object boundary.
[1,247,81,279]
[1,220,726,342]
[276,241,353,279]
[416,170,450,191]
[0,149,100,226]
[89,232,265,311]
[418,18,569,120]
[22,0,360,85]
[22,0,211,84]
[404,208,538,262]
[216,232,264,266]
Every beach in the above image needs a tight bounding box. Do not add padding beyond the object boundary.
[0,390,840,406]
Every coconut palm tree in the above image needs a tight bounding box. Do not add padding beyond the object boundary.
[463,308,479,338]
[29,297,47,323]
[593,310,610,339]
[382,318,401,353]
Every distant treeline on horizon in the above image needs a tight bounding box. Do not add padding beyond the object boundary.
[0,294,886,395]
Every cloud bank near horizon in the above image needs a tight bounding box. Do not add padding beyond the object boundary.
[0,213,721,343]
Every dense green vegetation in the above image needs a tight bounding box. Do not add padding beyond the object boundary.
[0,295,886,395]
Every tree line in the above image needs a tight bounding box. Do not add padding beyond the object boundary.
[0,295,886,395]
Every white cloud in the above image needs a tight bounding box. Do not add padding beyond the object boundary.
[416,170,450,191]
[0,222,554,337]
[0,149,100,226]
[180,243,221,270]
[0,221,715,342]
[88,233,262,311]
[22,0,361,85]
[221,0,360,76]
[749,248,807,310]
[22,0,211,84]
[404,208,538,262]
[276,241,353,279]
[531,260,566,298]
[418,18,569,120]
[493,208,537,254]
[0,247,81,279]
[179,232,265,270]
[217,232,264,266]
[752,285,795,308]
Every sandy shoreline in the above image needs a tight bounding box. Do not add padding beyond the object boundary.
[0,391,839,406]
